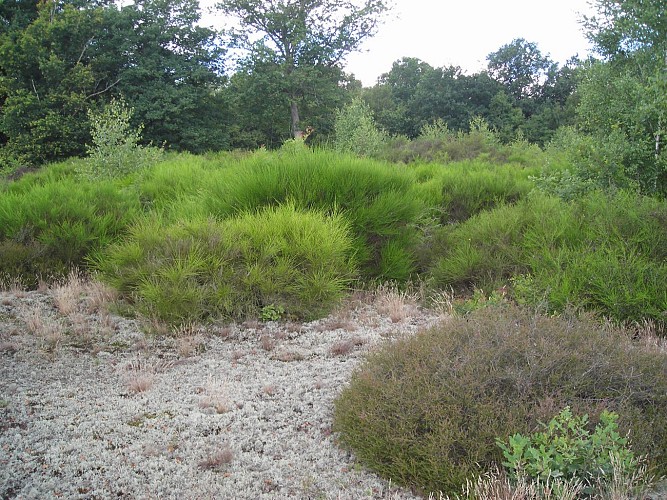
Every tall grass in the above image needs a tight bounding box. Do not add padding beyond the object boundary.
[426,191,667,329]
[94,203,356,323]
[203,147,423,281]
[0,176,139,284]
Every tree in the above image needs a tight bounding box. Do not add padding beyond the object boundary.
[487,38,553,104]
[0,0,229,167]
[225,47,352,148]
[217,0,390,138]
[108,0,229,152]
[0,1,108,165]
[577,0,667,193]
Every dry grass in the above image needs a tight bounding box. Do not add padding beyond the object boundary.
[198,377,231,414]
[428,288,456,317]
[172,323,206,357]
[271,349,305,362]
[374,283,420,323]
[176,334,205,357]
[84,280,117,313]
[436,467,583,500]
[0,274,27,295]
[198,446,234,470]
[20,307,64,352]
[438,455,655,500]
[329,336,366,357]
[51,270,86,316]
[68,312,94,347]
[124,358,156,394]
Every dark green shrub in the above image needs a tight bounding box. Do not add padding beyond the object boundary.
[94,203,356,324]
[0,176,140,285]
[203,148,423,281]
[333,305,667,496]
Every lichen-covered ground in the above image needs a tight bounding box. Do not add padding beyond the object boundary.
[0,280,439,499]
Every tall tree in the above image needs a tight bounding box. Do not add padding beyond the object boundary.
[0,0,229,167]
[0,1,107,165]
[108,0,229,152]
[487,38,553,104]
[217,0,390,138]
[578,0,667,193]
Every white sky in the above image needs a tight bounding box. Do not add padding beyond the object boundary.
[200,0,596,87]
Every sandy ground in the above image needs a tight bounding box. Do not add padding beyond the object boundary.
[0,280,442,499]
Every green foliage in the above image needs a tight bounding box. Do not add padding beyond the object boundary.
[0,173,139,285]
[333,305,667,496]
[94,203,356,324]
[333,97,387,157]
[260,304,285,322]
[379,117,541,165]
[81,97,162,179]
[0,1,104,165]
[204,147,423,281]
[497,407,638,495]
[0,0,228,167]
[426,191,667,329]
[218,0,390,138]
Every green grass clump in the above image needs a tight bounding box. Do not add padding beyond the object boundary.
[411,160,537,225]
[426,191,667,329]
[333,305,667,496]
[0,176,139,285]
[203,147,423,282]
[94,203,356,324]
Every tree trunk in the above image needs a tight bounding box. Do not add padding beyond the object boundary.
[290,100,303,139]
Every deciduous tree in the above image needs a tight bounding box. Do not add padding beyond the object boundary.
[217,0,390,138]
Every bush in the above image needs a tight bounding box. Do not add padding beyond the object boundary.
[380,117,520,165]
[204,148,423,282]
[80,97,162,179]
[333,305,667,496]
[333,97,388,158]
[0,176,140,286]
[497,407,638,495]
[94,203,356,324]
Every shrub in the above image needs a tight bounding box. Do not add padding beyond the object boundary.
[426,191,667,330]
[80,97,162,179]
[333,305,667,496]
[380,117,519,165]
[333,97,388,157]
[497,407,639,495]
[94,203,356,324]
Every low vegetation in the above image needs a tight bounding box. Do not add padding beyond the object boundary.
[94,203,356,323]
[333,304,667,496]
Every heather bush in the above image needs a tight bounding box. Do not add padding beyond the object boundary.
[333,305,667,496]
[94,203,356,324]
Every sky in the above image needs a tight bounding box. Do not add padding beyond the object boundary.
[201,0,597,87]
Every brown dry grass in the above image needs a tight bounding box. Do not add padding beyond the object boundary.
[198,446,234,470]
[374,283,420,323]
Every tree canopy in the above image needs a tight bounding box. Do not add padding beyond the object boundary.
[217,0,390,137]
